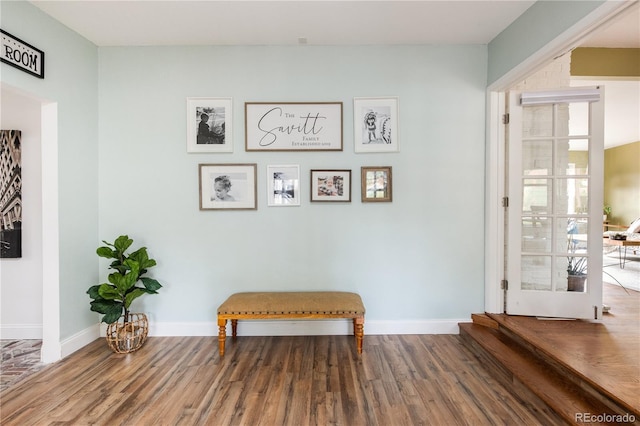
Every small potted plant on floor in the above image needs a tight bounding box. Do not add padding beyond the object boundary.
[87,235,162,353]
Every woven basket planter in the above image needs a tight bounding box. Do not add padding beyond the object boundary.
[106,313,149,354]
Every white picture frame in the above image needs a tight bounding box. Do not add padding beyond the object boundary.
[187,97,233,153]
[353,97,399,153]
[267,165,301,207]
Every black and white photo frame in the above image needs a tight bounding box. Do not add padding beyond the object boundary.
[199,163,257,210]
[187,98,233,153]
[353,97,399,153]
[267,165,301,206]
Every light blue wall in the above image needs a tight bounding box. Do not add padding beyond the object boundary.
[98,45,487,322]
[0,1,99,340]
[2,0,608,344]
[488,0,606,86]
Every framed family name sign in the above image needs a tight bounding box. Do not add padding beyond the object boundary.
[245,102,343,151]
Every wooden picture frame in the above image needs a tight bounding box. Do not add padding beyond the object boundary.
[361,166,392,202]
[267,165,301,206]
[187,98,233,153]
[310,169,351,202]
[245,102,343,151]
[199,164,257,210]
[353,97,399,153]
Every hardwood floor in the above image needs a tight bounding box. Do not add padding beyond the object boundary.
[1,333,560,425]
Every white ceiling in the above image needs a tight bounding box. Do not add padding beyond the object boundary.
[27,0,640,48]
[30,0,538,46]
[27,0,640,148]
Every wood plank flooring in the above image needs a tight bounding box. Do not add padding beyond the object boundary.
[1,333,560,425]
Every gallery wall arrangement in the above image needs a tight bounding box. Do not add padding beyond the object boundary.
[0,129,22,258]
[188,97,398,209]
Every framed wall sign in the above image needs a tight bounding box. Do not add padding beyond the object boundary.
[267,165,301,206]
[245,102,343,151]
[353,97,399,153]
[310,170,351,202]
[199,164,257,210]
[187,98,233,153]
[1,29,44,79]
[361,166,392,202]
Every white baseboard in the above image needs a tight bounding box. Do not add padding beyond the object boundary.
[60,323,100,359]
[147,318,468,337]
[53,319,467,362]
[0,324,43,340]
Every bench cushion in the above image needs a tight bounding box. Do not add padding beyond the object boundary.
[218,291,365,315]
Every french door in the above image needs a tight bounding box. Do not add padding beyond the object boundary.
[506,87,604,319]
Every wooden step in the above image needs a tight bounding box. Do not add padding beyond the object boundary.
[459,322,626,425]
[471,313,499,329]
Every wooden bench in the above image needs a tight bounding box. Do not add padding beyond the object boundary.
[217,291,365,356]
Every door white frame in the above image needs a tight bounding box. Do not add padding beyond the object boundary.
[484,1,635,314]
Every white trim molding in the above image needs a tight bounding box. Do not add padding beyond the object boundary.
[0,324,43,340]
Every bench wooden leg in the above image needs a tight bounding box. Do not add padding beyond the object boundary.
[217,318,227,357]
[231,319,238,340]
[354,317,364,354]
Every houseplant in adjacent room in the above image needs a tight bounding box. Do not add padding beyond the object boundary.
[87,235,162,353]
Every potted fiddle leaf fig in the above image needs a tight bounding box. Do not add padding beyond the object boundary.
[87,235,162,353]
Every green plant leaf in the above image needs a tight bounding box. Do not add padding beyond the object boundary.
[129,248,157,271]
[113,235,133,254]
[123,258,140,280]
[98,283,121,301]
[102,304,125,324]
[124,288,147,309]
[90,299,121,314]
[87,284,102,299]
[140,277,162,292]
[96,246,117,259]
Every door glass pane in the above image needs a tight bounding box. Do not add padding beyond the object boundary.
[522,217,551,253]
[559,139,589,176]
[555,218,588,253]
[523,178,551,213]
[522,255,551,291]
[556,178,589,215]
[523,140,552,176]
[568,102,590,136]
[523,105,553,137]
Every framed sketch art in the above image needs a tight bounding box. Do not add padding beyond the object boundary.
[310,170,351,202]
[361,166,392,202]
[353,97,399,153]
[199,164,257,210]
[245,102,343,151]
[267,165,301,206]
[187,98,233,153]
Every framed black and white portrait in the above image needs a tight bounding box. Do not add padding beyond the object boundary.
[199,164,257,210]
[353,97,399,153]
[187,98,233,153]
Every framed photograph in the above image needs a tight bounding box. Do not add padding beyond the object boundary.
[353,97,399,153]
[245,102,343,151]
[361,166,392,202]
[199,164,257,210]
[187,98,233,153]
[267,165,301,207]
[310,170,351,202]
